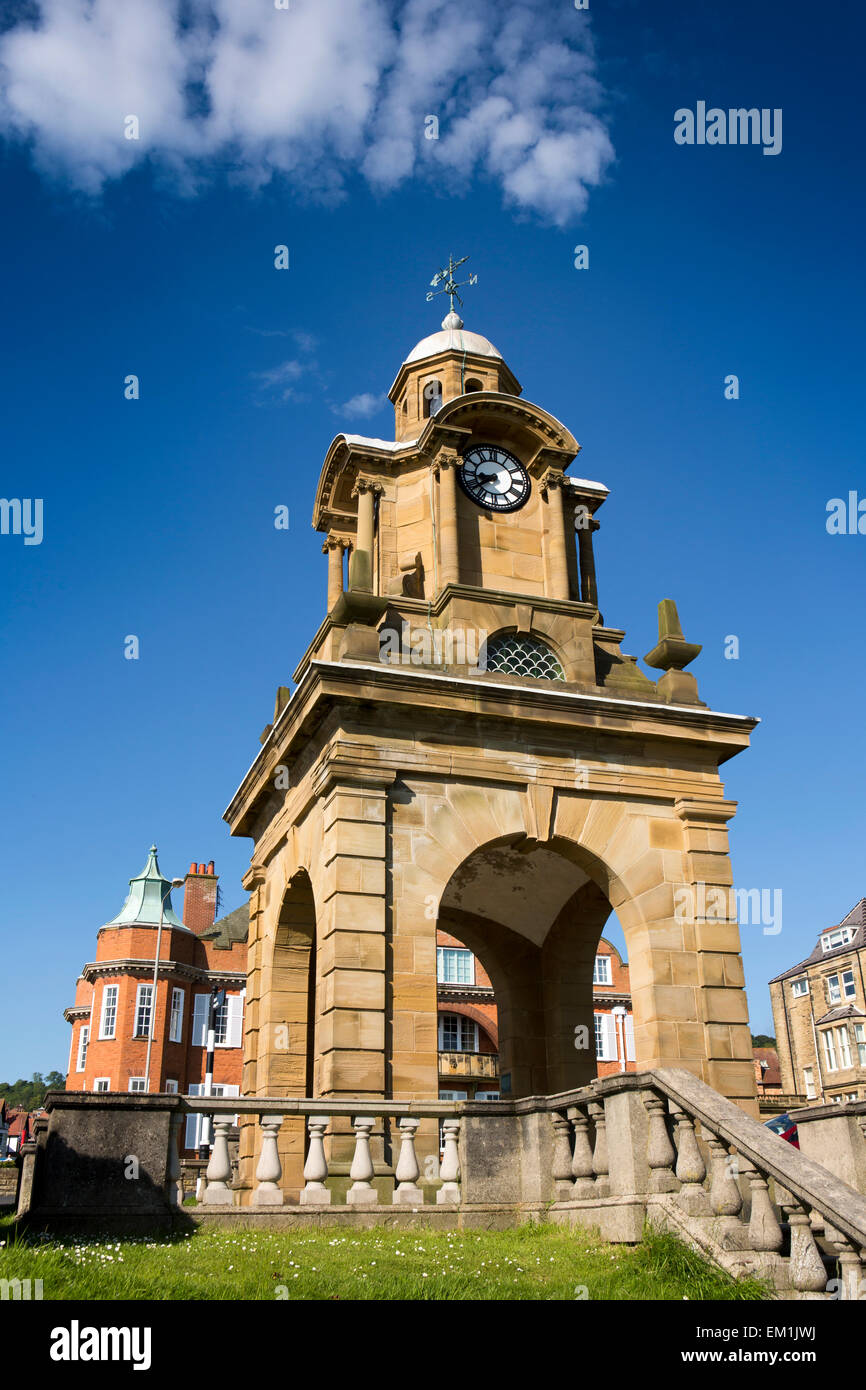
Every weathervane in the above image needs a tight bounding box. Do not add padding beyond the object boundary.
[427,254,478,315]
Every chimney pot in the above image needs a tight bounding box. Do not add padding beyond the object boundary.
[207,860,215,875]
[198,862,206,875]
[188,862,197,875]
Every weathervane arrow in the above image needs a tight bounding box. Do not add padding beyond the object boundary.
[426,254,478,314]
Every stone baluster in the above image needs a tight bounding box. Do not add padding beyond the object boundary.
[204,1114,234,1205]
[778,1191,828,1295]
[671,1105,710,1215]
[704,1132,746,1247]
[739,1158,783,1253]
[552,1114,574,1202]
[437,1118,461,1205]
[643,1092,678,1193]
[166,1113,184,1207]
[567,1105,596,1198]
[822,1223,866,1300]
[300,1116,331,1206]
[588,1100,609,1198]
[393,1117,424,1206]
[347,1117,377,1206]
[253,1114,285,1206]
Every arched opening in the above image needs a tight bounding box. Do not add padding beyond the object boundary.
[464,377,484,393]
[436,837,631,1097]
[258,870,318,1187]
[481,631,565,681]
[422,378,443,417]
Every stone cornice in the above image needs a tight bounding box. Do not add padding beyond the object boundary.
[63,1006,90,1023]
[224,656,759,837]
[80,958,246,987]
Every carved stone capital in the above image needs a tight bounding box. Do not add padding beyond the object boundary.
[351,477,385,499]
[539,468,567,494]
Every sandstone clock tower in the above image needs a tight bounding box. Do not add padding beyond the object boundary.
[225,270,759,1199]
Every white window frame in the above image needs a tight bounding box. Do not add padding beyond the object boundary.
[854,1023,866,1067]
[169,988,184,1043]
[436,948,475,986]
[93,1077,111,1092]
[164,1080,178,1094]
[134,983,154,1038]
[475,1091,500,1100]
[842,970,857,1000]
[183,1083,239,1150]
[76,1024,90,1072]
[821,927,854,953]
[823,1029,838,1072]
[827,974,841,1004]
[791,978,808,998]
[594,1012,618,1062]
[844,1091,859,1101]
[593,955,612,986]
[128,1077,147,1093]
[191,993,209,1047]
[803,1066,816,1099]
[438,1012,477,1051]
[99,984,119,1040]
[836,1026,852,1069]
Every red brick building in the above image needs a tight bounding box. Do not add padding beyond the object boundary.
[436,930,635,1099]
[64,847,248,1152]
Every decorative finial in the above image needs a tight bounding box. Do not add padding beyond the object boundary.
[150,843,157,853]
[427,254,477,317]
[644,599,705,706]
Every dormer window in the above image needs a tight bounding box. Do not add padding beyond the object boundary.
[423,379,443,418]
[821,926,854,953]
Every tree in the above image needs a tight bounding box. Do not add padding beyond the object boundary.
[0,1071,66,1110]
[751,1034,777,1049]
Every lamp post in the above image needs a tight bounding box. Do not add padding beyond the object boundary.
[143,876,184,1093]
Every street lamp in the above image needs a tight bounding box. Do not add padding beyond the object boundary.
[143,875,184,1093]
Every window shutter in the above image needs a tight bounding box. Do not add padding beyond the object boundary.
[603,1014,618,1062]
[191,994,209,1047]
[624,1015,635,1061]
[225,993,244,1049]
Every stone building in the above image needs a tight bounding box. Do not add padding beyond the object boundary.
[769,898,866,1104]
[224,301,758,1200]
[64,849,248,1152]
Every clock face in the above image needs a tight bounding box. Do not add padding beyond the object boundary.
[458,445,530,513]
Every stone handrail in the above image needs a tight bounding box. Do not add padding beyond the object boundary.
[544,1068,866,1298]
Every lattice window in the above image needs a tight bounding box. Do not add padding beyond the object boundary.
[483,633,564,680]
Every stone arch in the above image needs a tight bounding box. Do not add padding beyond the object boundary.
[395,779,744,1099]
[257,868,319,1187]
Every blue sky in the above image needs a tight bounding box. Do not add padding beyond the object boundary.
[1,0,864,1079]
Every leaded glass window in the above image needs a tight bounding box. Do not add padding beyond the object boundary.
[482,633,564,680]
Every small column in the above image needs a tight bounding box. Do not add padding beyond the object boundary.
[347,1116,377,1206]
[392,1117,424,1206]
[671,1106,710,1215]
[552,1114,575,1202]
[300,1116,332,1205]
[436,453,460,589]
[323,537,344,611]
[437,1118,461,1205]
[349,480,381,592]
[567,1105,596,1197]
[587,1099,610,1198]
[204,1115,234,1205]
[577,517,599,607]
[779,1194,828,1294]
[739,1159,783,1253]
[540,471,570,601]
[643,1092,678,1194]
[253,1114,285,1206]
[166,1113,184,1208]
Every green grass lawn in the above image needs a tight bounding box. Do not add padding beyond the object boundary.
[0,1217,770,1301]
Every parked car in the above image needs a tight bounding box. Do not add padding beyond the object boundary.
[764,1112,799,1147]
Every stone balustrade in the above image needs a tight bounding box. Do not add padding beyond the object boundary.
[18,1077,866,1298]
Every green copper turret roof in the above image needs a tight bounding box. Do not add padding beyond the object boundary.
[104,845,187,930]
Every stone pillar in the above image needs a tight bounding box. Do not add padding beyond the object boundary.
[237,864,266,1199]
[577,517,599,607]
[435,452,460,589]
[540,471,570,600]
[318,777,390,1170]
[349,480,381,592]
[675,797,757,1111]
[324,536,345,611]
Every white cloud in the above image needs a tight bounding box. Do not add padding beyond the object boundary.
[0,0,613,223]
[334,392,389,419]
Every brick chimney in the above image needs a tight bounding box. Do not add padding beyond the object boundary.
[183,861,218,934]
